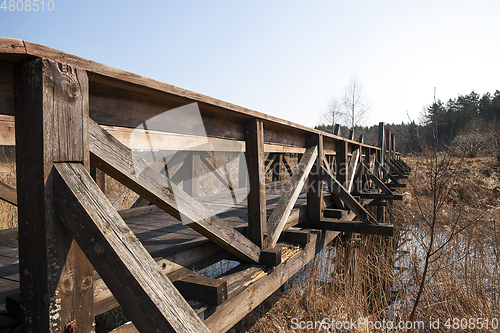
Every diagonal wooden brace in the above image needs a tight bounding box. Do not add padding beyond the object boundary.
[89,119,260,263]
[320,165,377,224]
[53,163,210,333]
[361,163,394,195]
[267,146,317,247]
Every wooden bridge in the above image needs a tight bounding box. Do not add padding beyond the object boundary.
[0,38,410,332]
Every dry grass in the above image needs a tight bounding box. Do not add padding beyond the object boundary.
[232,155,500,332]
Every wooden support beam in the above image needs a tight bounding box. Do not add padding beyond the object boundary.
[283,155,294,177]
[320,165,377,224]
[173,275,228,306]
[359,193,403,200]
[89,119,261,263]
[270,154,284,182]
[14,59,94,332]
[259,245,282,266]
[204,229,340,333]
[183,152,200,197]
[90,165,106,193]
[385,159,406,177]
[0,180,16,206]
[333,124,341,136]
[264,153,276,174]
[278,229,311,245]
[378,122,385,172]
[53,163,209,333]
[347,148,360,193]
[306,220,393,236]
[361,163,393,195]
[267,146,317,247]
[306,134,323,221]
[323,208,349,219]
[245,118,267,249]
[238,152,248,189]
[199,152,234,192]
[376,160,403,185]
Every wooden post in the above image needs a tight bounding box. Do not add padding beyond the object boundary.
[245,119,267,248]
[271,154,284,182]
[238,152,248,189]
[183,152,200,197]
[385,129,392,163]
[90,165,106,193]
[306,134,323,221]
[391,133,396,161]
[14,59,94,332]
[378,122,385,175]
[336,139,348,188]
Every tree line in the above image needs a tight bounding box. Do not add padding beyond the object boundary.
[315,90,500,156]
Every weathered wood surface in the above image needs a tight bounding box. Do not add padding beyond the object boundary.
[173,275,227,306]
[245,119,267,249]
[306,219,393,236]
[89,119,261,263]
[0,39,381,155]
[204,229,340,333]
[14,58,94,332]
[0,181,16,206]
[320,166,377,224]
[53,163,209,333]
[306,135,323,221]
[267,146,317,248]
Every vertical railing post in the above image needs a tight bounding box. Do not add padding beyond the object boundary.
[391,133,396,161]
[183,152,200,197]
[378,122,385,173]
[385,129,392,163]
[15,59,94,332]
[306,134,323,221]
[245,118,267,249]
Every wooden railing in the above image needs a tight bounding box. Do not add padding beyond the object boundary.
[0,38,410,333]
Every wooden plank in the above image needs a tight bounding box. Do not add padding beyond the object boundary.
[361,163,393,195]
[14,58,94,332]
[0,181,16,206]
[267,146,317,247]
[306,134,323,221]
[346,148,360,193]
[306,220,393,236]
[278,229,311,245]
[259,245,282,266]
[244,118,267,249]
[204,229,340,333]
[53,163,209,333]
[89,119,260,263]
[320,166,377,224]
[173,275,227,306]
[270,154,284,182]
[0,62,15,118]
[358,193,403,200]
[199,152,234,191]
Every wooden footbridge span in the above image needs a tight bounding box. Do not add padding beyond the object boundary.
[0,38,410,332]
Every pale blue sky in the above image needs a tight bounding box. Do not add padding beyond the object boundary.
[1,0,499,128]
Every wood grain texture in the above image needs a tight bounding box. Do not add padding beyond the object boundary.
[320,166,376,224]
[89,119,260,263]
[267,146,317,247]
[204,229,340,333]
[306,134,323,221]
[244,118,267,249]
[0,38,381,152]
[306,219,393,236]
[362,163,393,195]
[53,163,209,333]
[14,58,94,333]
[0,181,16,206]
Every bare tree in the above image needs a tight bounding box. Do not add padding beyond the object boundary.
[322,96,343,133]
[342,76,370,129]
